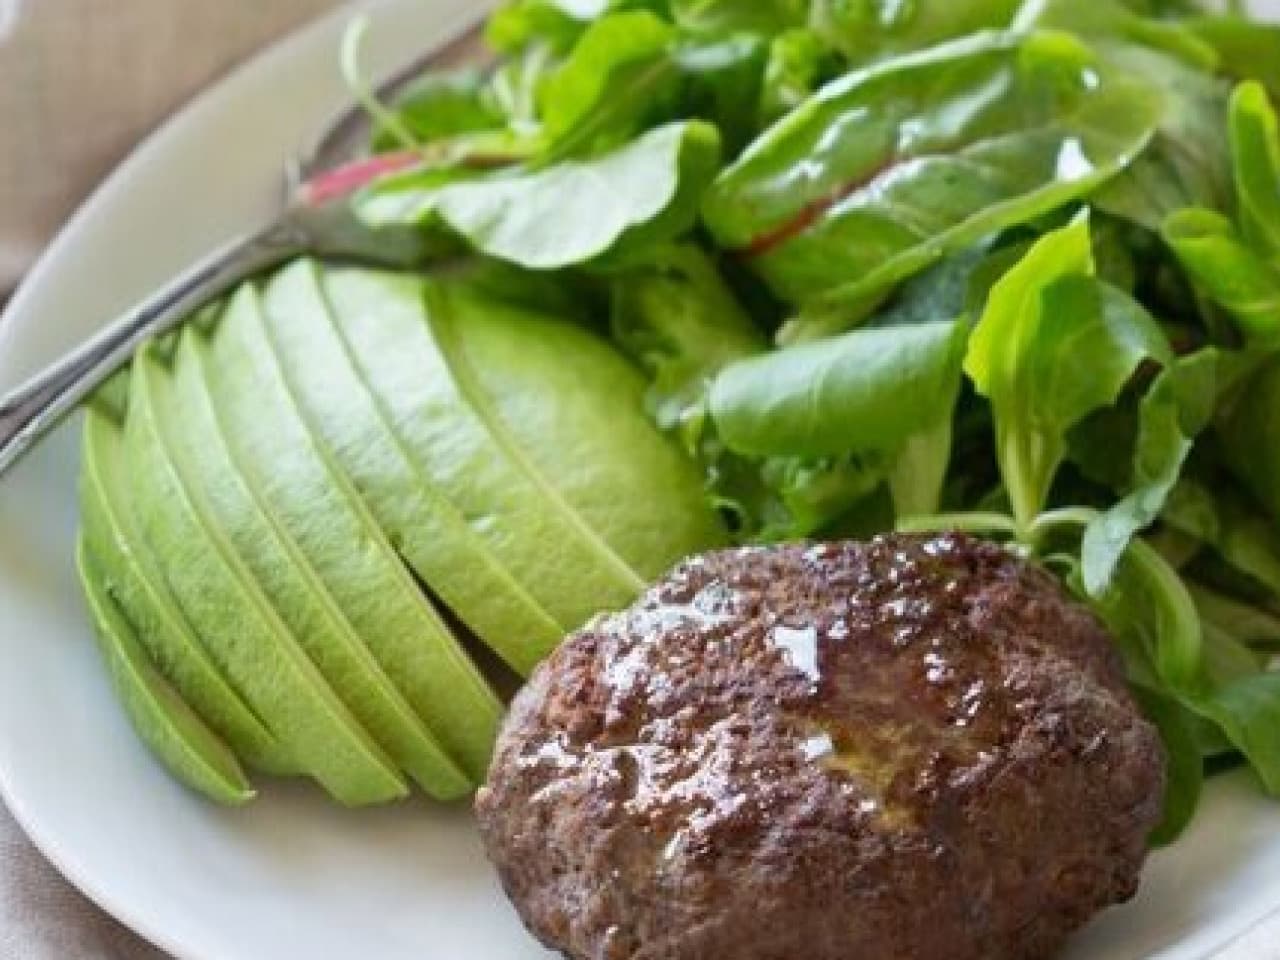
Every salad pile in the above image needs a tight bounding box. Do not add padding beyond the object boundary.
[346,0,1280,840]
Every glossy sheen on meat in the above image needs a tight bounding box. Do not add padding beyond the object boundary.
[476,534,1165,960]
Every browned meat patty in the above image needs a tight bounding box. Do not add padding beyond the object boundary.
[476,534,1165,960]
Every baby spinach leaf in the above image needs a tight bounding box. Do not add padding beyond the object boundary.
[965,214,1171,529]
[1164,208,1280,343]
[709,318,967,459]
[486,0,665,54]
[1229,82,1280,259]
[1088,44,1232,231]
[703,31,1161,334]
[758,454,890,540]
[810,0,1024,64]
[359,121,721,270]
[537,11,678,156]
[1096,512,1280,796]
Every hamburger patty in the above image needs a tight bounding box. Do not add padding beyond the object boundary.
[476,534,1166,960]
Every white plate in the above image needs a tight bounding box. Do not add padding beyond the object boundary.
[2,3,1280,958]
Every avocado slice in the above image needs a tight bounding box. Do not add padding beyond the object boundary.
[318,267,647,629]
[431,280,728,581]
[123,342,407,806]
[321,267,725,629]
[260,261,564,674]
[77,541,254,806]
[80,407,290,774]
[160,326,463,796]
[193,285,487,791]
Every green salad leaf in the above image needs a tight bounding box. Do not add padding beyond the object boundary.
[1164,208,1280,343]
[966,213,1171,530]
[703,31,1162,340]
[1229,82,1280,259]
[710,319,968,460]
[537,10,678,155]
[359,121,721,269]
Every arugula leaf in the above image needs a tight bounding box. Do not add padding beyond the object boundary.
[359,121,721,270]
[965,214,1171,530]
[703,31,1162,337]
[674,36,770,156]
[710,318,968,459]
[1164,208,1280,343]
[1229,82,1280,259]
[1082,349,1219,596]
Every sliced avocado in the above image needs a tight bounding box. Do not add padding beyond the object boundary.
[310,267,642,626]
[433,280,728,580]
[123,342,407,806]
[161,327,449,796]
[193,286,481,794]
[77,542,254,806]
[260,261,563,675]
[79,407,291,774]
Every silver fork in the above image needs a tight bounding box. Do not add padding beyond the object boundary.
[0,19,488,479]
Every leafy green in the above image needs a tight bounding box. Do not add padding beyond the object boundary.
[1187,16,1280,99]
[610,244,765,436]
[371,69,504,152]
[537,11,678,156]
[703,31,1162,339]
[1164,207,1280,343]
[669,0,806,35]
[1081,349,1221,595]
[1229,82,1280,259]
[710,318,968,459]
[809,0,1024,63]
[966,214,1171,530]
[760,29,830,124]
[359,121,721,269]
[1221,356,1280,527]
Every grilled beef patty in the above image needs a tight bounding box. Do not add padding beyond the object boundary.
[476,534,1165,960]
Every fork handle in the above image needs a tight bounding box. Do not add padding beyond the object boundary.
[0,218,306,477]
